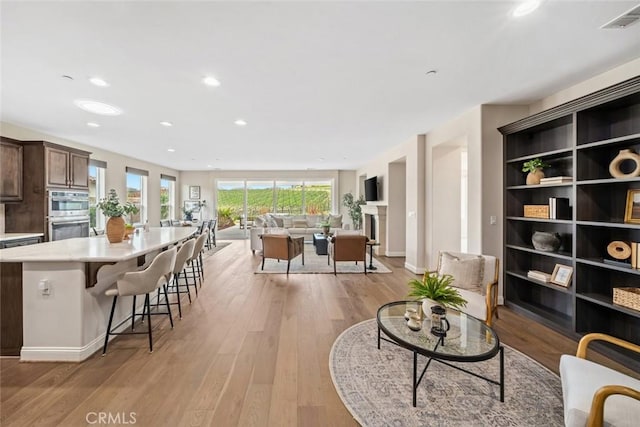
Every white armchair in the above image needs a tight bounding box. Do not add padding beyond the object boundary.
[432,251,499,326]
[560,333,640,427]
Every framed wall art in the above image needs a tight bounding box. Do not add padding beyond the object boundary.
[189,185,201,200]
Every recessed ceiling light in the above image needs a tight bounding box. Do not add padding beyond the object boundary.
[203,76,221,87]
[207,165,213,168]
[318,157,325,161]
[89,77,109,87]
[234,119,247,126]
[160,121,173,127]
[62,75,74,80]
[425,69,437,76]
[167,148,176,152]
[86,122,100,128]
[512,1,540,17]
[73,99,122,116]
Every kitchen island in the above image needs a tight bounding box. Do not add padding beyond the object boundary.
[0,227,196,362]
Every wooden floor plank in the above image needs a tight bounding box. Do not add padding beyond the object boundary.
[1,240,636,426]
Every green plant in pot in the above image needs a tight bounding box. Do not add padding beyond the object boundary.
[319,218,331,235]
[408,272,467,317]
[97,189,139,243]
[342,192,366,230]
[522,158,550,185]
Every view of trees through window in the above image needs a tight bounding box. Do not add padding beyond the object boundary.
[160,178,174,220]
[88,163,106,230]
[126,173,145,224]
[216,180,332,230]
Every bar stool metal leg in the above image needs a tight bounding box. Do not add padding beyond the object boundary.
[145,294,153,353]
[163,284,174,328]
[103,295,118,355]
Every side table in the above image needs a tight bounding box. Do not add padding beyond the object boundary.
[313,233,329,255]
[366,240,380,270]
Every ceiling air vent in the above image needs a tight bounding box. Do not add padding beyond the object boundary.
[601,4,640,29]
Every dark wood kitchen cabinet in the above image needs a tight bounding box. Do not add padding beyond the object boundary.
[0,235,43,356]
[0,137,23,202]
[4,141,90,240]
[45,144,89,189]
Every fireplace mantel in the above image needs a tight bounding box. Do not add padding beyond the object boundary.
[362,204,387,256]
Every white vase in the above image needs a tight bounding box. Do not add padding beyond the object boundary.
[421,299,440,318]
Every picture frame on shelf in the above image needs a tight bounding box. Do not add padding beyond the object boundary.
[624,189,640,224]
[189,185,201,200]
[550,264,573,287]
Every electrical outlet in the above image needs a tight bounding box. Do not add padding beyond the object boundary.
[490,215,497,225]
[38,279,51,295]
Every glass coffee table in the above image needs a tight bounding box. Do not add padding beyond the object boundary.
[377,300,504,407]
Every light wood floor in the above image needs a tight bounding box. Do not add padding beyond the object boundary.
[0,240,635,426]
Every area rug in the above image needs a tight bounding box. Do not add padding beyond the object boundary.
[329,319,564,427]
[255,245,391,274]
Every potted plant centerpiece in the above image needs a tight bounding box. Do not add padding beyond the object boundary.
[407,272,467,318]
[522,157,550,185]
[97,189,139,243]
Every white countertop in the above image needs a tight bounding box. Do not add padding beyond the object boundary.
[0,227,196,262]
[0,233,44,243]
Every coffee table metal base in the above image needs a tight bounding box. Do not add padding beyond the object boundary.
[377,326,504,407]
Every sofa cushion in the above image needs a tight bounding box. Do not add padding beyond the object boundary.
[282,216,293,228]
[328,214,343,228]
[306,214,323,227]
[560,355,640,427]
[265,214,279,228]
[439,252,485,294]
[293,219,308,228]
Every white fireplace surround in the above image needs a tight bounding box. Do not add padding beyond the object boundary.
[361,204,387,256]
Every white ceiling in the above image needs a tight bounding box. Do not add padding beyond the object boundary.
[2,1,640,171]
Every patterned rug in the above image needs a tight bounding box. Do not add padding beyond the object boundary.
[255,245,391,274]
[330,319,564,427]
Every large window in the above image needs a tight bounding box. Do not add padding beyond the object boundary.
[126,167,148,224]
[88,159,106,230]
[160,174,176,220]
[275,181,303,214]
[216,179,334,231]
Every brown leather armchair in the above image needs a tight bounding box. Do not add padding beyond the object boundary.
[261,234,305,275]
[328,235,369,275]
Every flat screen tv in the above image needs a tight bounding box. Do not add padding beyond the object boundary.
[365,176,378,201]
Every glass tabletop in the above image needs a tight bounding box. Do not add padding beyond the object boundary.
[377,301,500,362]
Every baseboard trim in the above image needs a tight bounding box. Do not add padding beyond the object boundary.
[20,313,136,362]
[404,262,426,274]
[385,251,406,257]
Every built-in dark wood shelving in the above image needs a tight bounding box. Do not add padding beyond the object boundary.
[500,75,640,370]
[506,244,573,261]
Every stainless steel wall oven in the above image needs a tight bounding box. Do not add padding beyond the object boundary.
[47,190,90,241]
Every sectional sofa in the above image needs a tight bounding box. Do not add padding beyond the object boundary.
[250,213,344,253]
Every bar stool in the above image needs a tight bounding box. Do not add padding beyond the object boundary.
[209,219,217,248]
[165,238,196,318]
[102,247,177,355]
[186,230,209,290]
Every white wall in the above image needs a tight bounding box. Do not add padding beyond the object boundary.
[387,160,406,256]
[0,122,181,230]
[356,135,426,272]
[432,144,464,254]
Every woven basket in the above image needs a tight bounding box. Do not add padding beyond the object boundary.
[613,287,640,311]
[524,205,549,219]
